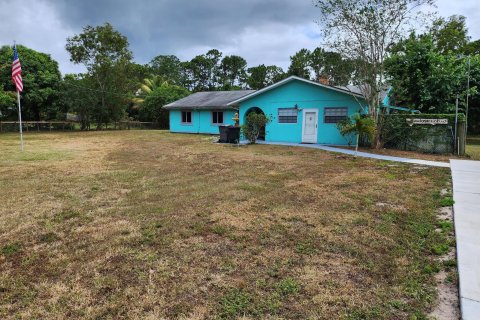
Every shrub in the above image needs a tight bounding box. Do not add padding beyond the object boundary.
[337,114,375,153]
[241,112,271,144]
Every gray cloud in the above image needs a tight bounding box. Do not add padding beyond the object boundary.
[1,0,479,75]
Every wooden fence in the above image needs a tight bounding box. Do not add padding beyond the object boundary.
[0,121,158,132]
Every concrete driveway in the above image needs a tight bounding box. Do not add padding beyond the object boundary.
[450,160,480,319]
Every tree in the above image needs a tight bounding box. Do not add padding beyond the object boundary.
[149,55,184,85]
[431,15,469,54]
[463,40,480,55]
[0,86,16,120]
[0,45,62,121]
[185,49,223,91]
[247,65,286,89]
[386,31,480,132]
[131,75,168,109]
[66,23,134,128]
[385,33,471,113]
[60,74,97,130]
[138,83,189,128]
[219,55,247,89]
[288,49,312,79]
[309,48,353,86]
[314,0,434,147]
[337,114,375,156]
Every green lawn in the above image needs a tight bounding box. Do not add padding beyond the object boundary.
[0,131,455,319]
[467,136,480,160]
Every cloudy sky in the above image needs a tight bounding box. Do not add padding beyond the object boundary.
[1,0,479,75]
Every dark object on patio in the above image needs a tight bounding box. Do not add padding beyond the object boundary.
[219,125,240,143]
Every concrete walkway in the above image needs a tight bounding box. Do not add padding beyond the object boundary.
[254,141,450,168]
[450,160,480,319]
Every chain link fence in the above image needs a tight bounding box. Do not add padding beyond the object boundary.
[381,114,466,155]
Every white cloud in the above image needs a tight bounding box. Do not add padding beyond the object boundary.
[0,0,478,76]
[0,0,84,74]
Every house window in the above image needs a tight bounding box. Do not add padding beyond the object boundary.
[278,108,297,123]
[324,107,348,123]
[212,111,224,124]
[181,111,192,124]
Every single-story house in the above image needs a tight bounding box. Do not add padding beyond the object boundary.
[164,76,401,145]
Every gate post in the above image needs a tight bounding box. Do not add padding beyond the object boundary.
[457,121,466,156]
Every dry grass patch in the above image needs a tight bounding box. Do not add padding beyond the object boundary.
[0,131,453,319]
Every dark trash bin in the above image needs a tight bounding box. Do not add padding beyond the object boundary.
[219,125,229,143]
[227,126,240,143]
[218,125,240,143]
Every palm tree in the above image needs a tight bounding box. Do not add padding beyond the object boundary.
[132,76,168,109]
[337,113,375,156]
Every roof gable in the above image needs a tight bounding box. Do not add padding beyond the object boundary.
[227,76,365,106]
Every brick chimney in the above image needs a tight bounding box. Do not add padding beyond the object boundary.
[318,77,330,85]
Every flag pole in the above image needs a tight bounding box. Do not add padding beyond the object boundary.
[17,90,24,151]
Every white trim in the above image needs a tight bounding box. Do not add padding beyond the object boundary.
[226,76,364,106]
[301,109,318,144]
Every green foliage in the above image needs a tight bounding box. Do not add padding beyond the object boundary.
[385,33,478,114]
[439,197,455,207]
[149,55,184,85]
[286,47,355,85]
[60,74,96,130]
[65,23,134,128]
[288,48,312,79]
[381,114,464,153]
[1,243,21,256]
[219,288,253,319]
[337,114,375,140]
[430,15,469,54]
[183,49,222,92]
[275,278,300,296]
[295,241,317,255]
[0,86,16,119]
[431,243,450,255]
[337,114,376,149]
[138,82,189,127]
[314,0,434,125]
[309,47,354,86]
[220,55,248,89]
[66,23,132,71]
[0,45,62,121]
[241,112,271,144]
[246,64,286,89]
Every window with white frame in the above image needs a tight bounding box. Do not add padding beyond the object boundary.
[212,111,224,124]
[181,111,192,124]
[278,108,297,123]
[324,107,348,123]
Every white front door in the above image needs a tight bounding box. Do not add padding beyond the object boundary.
[302,109,318,143]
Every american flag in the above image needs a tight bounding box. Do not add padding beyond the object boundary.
[12,45,23,92]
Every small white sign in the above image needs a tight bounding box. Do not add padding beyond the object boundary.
[406,118,448,126]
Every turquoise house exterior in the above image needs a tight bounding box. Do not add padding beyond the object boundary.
[165,76,409,145]
[168,109,238,134]
[164,90,254,134]
[228,76,366,145]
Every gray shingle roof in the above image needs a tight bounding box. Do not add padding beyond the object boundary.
[164,90,256,110]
